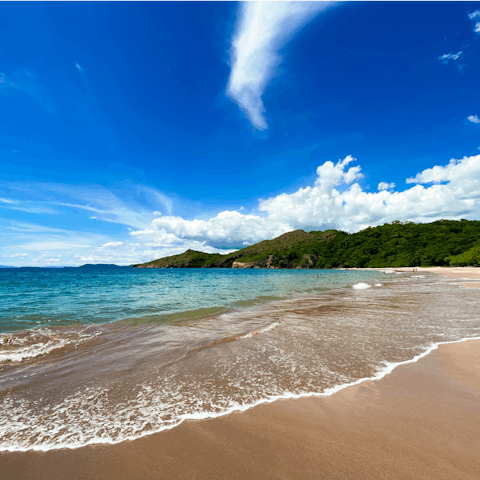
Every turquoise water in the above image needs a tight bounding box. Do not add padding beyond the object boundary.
[1,268,480,451]
[0,267,383,333]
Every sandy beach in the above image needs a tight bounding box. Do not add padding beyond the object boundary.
[1,268,479,480]
[393,266,480,288]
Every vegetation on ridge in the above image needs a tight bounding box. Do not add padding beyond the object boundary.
[133,220,480,269]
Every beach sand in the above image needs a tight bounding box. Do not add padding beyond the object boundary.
[394,266,480,280]
[393,266,480,289]
[1,269,480,480]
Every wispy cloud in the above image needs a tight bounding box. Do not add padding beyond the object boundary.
[0,197,19,204]
[0,69,55,114]
[0,181,192,266]
[0,204,59,215]
[468,114,480,124]
[438,51,465,71]
[438,51,463,64]
[226,1,333,130]
[6,222,71,234]
[0,181,174,230]
[468,9,480,34]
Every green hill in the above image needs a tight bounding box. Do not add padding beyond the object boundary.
[133,220,480,269]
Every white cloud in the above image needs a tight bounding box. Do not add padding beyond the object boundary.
[6,222,71,234]
[0,197,19,204]
[378,182,395,191]
[1,204,59,215]
[5,155,480,266]
[468,9,480,34]
[132,154,480,247]
[132,210,290,245]
[0,181,173,230]
[405,155,480,185]
[468,114,480,124]
[102,241,123,248]
[438,51,462,64]
[226,1,333,130]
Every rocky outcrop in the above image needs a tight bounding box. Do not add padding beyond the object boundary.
[232,261,257,269]
[266,255,278,268]
[301,254,321,268]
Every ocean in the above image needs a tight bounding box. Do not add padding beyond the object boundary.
[0,267,479,451]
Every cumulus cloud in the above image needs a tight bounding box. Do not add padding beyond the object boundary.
[226,1,333,130]
[5,155,480,266]
[132,210,291,245]
[378,182,395,191]
[405,155,480,185]
[468,114,480,124]
[132,154,480,247]
[468,9,480,34]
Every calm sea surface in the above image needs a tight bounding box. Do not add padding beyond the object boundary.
[0,267,384,332]
[0,267,479,452]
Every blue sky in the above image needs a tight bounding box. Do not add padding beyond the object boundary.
[1,1,480,266]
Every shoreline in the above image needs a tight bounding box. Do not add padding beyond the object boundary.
[3,334,479,454]
[1,267,479,478]
[2,339,479,479]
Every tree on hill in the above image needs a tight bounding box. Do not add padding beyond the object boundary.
[133,220,480,269]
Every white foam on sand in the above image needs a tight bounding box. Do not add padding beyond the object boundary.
[374,283,383,287]
[4,334,480,453]
[352,283,372,290]
[0,328,100,363]
[239,322,280,339]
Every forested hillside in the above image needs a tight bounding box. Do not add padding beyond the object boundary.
[133,220,480,269]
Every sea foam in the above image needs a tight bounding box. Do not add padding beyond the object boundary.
[352,283,372,290]
[239,321,280,339]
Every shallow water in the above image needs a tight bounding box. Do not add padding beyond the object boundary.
[0,268,479,451]
[0,268,382,332]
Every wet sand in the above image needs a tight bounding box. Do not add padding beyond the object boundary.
[1,341,479,479]
[1,268,480,479]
